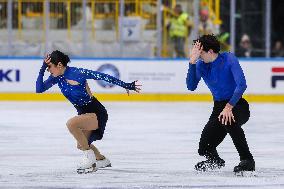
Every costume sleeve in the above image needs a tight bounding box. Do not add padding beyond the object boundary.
[186,62,201,91]
[79,68,135,90]
[36,63,58,93]
[228,53,247,106]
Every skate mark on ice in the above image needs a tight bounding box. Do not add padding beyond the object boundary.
[97,168,149,174]
[193,168,284,178]
[158,184,284,188]
[254,168,284,178]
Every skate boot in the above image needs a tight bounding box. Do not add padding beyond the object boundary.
[77,149,97,174]
[234,159,255,176]
[96,157,112,168]
[195,157,225,172]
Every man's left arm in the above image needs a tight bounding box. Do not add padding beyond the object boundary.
[228,54,247,107]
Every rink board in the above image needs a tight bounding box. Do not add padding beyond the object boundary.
[0,58,284,102]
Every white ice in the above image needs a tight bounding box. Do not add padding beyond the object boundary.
[0,101,284,189]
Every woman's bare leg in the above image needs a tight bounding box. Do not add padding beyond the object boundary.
[66,113,98,150]
[79,130,105,160]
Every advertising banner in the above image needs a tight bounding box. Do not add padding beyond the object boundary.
[0,59,284,94]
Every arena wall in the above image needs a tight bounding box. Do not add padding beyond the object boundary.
[0,58,284,102]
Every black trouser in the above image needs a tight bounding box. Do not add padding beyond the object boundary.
[198,98,254,161]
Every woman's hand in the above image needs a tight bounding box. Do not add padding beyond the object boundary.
[126,80,142,96]
[218,103,235,126]
[44,54,51,64]
[43,54,52,71]
[189,41,203,64]
[43,54,52,70]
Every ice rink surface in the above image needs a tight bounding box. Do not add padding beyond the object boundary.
[0,101,284,189]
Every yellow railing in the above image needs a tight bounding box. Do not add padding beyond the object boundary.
[1,0,222,58]
[202,0,222,25]
[13,0,159,40]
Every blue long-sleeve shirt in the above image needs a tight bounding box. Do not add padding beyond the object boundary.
[36,63,135,106]
[186,52,247,106]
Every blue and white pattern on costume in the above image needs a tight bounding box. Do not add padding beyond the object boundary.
[36,64,135,106]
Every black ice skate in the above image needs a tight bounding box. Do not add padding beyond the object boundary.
[195,157,225,171]
[234,159,255,176]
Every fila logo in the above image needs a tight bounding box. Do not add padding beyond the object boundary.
[271,67,284,88]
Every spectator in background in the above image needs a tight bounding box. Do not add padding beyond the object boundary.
[162,0,172,8]
[217,25,230,52]
[199,8,219,35]
[168,4,192,58]
[272,40,284,57]
[72,4,93,29]
[55,3,68,28]
[236,34,254,58]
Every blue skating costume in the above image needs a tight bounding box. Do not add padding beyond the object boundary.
[36,63,135,143]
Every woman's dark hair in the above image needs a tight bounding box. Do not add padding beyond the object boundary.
[194,34,220,53]
[50,50,70,67]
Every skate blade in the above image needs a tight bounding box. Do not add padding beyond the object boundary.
[195,165,224,172]
[77,164,98,174]
[234,171,256,177]
[106,163,112,167]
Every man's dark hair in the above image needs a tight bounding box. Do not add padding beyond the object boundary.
[194,34,220,53]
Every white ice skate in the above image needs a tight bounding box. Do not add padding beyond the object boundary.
[77,149,97,174]
[96,157,112,169]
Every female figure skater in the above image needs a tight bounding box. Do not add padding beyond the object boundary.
[36,50,141,173]
[186,35,255,174]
